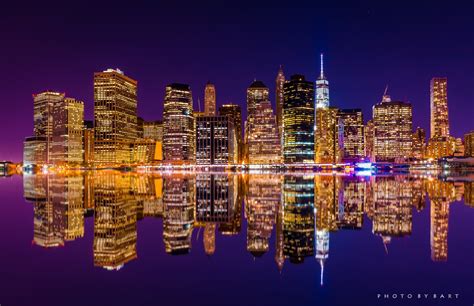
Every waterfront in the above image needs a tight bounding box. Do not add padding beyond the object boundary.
[0,171,472,306]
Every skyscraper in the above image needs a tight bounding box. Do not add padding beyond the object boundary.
[31,91,65,163]
[94,68,138,166]
[219,104,243,163]
[315,107,344,164]
[143,120,163,141]
[196,116,237,165]
[246,100,282,165]
[372,90,413,162]
[275,66,285,140]
[246,80,269,119]
[283,74,315,164]
[315,53,330,109]
[204,81,216,116]
[338,109,364,162]
[430,78,449,138]
[50,98,84,166]
[83,120,94,167]
[464,131,474,157]
[412,127,426,160]
[163,83,195,164]
[364,120,375,162]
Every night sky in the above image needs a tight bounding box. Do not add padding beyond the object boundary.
[1,0,474,162]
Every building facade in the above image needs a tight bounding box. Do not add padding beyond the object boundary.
[196,116,237,165]
[430,77,449,138]
[94,69,138,166]
[246,80,269,119]
[465,131,474,157]
[338,109,364,162]
[412,127,426,160]
[315,107,343,164]
[163,83,195,164]
[50,98,84,166]
[204,82,216,116]
[372,93,413,162]
[283,74,315,164]
[219,104,243,163]
[247,100,282,165]
[275,66,285,140]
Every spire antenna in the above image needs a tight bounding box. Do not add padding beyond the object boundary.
[320,53,324,79]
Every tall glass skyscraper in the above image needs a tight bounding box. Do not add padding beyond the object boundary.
[283,74,315,163]
[204,81,216,116]
[163,83,195,164]
[315,53,330,109]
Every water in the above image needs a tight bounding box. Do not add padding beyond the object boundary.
[0,171,472,306]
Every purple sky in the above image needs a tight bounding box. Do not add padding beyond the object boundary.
[1,1,474,162]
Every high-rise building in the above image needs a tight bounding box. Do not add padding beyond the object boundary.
[412,127,426,160]
[219,104,243,163]
[464,131,474,157]
[315,107,343,164]
[163,83,195,164]
[83,121,94,167]
[23,136,48,167]
[372,90,413,162]
[430,77,449,138]
[31,91,66,163]
[50,98,84,166]
[425,136,455,159]
[196,116,237,165]
[365,120,375,162]
[204,82,216,116]
[275,66,285,140]
[315,53,330,109]
[338,109,364,162]
[246,80,269,119]
[246,100,281,165]
[283,74,315,164]
[94,68,138,166]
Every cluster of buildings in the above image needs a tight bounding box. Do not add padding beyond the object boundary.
[23,58,474,168]
[23,172,471,275]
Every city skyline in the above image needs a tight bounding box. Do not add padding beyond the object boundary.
[2,2,474,161]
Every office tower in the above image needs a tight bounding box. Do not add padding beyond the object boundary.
[464,131,474,157]
[50,98,84,166]
[425,137,456,159]
[372,90,413,162]
[136,117,144,138]
[94,68,138,166]
[143,120,163,141]
[163,175,195,254]
[246,175,280,257]
[283,74,315,164]
[83,120,94,167]
[93,172,138,270]
[283,176,315,263]
[163,83,195,164]
[196,116,237,165]
[219,104,243,163]
[365,120,375,162]
[315,53,330,109]
[315,107,343,164]
[246,100,282,164]
[412,127,426,160]
[338,109,364,162]
[246,80,269,118]
[454,138,465,156]
[204,81,216,116]
[131,138,157,164]
[23,136,48,167]
[430,78,449,138]
[27,91,66,164]
[275,66,285,139]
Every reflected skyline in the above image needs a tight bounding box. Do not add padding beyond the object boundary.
[22,171,473,281]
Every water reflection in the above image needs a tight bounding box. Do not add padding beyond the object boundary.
[22,171,473,277]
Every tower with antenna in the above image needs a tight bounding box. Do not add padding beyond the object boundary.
[315,53,330,109]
